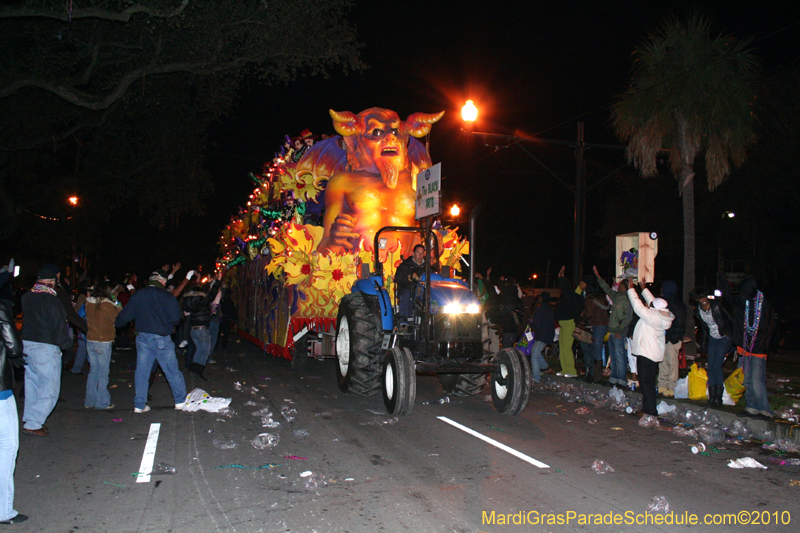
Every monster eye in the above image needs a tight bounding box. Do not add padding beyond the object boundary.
[371,128,384,137]
[390,128,399,136]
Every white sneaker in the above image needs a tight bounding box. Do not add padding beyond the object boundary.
[134,405,151,414]
[562,373,577,378]
[175,403,185,411]
[556,372,564,376]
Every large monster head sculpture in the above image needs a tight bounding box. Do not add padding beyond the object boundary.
[329,108,445,189]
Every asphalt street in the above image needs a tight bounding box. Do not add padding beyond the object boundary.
[10,339,800,533]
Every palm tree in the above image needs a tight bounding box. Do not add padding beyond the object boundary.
[611,13,759,303]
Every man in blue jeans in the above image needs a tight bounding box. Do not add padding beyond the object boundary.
[20,266,73,437]
[116,269,186,413]
[1,299,27,523]
[593,266,632,387]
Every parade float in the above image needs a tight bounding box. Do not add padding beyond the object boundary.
[218,107,470,363]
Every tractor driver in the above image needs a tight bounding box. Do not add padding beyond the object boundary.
[395,244,426,317]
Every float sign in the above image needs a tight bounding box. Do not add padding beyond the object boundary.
[415,163,442,219]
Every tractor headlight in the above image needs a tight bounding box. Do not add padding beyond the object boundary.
[443,303,481,314]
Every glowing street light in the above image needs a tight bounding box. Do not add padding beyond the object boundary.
[68,196,79,206]
[449,204,461,218]
[723,211,735,219]
[461,100,478,123]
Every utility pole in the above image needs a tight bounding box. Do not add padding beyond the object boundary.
[572,122,585,286]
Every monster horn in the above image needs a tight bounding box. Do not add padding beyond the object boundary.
[329,109,359,137]
[404,111,446,138]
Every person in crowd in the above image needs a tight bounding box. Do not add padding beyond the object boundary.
[70,281,93,375]
[395,244,426,317]
[555,266,582,378]
[627,280,674,427]
[0,298,26,524]
[182,272,222,380]
[20,265,73,436]
[720,274,775,419]
[115,269,186,413]
[497,276,522,349]
[581,276,609,383]
[218,286,238,351]
[593,266,632,387]
[83,281,123,410]
[0,259,16,312]
[656,280,687,398]
[689,287,733,407]
[529,292,555,383]
[39,263,87,372]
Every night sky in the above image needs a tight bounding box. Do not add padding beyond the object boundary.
[204,0,799,287]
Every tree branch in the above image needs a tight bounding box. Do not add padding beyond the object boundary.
[0,105,115,152]
[0,0,191,23]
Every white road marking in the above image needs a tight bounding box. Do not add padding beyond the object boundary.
[437,416,550,468]
[136,423,161,483]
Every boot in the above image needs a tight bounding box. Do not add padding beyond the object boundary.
[592,361,604,383]
[705,385,717,407]
[189,363,207,381]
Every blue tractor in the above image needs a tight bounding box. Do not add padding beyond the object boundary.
[334,213,531,416]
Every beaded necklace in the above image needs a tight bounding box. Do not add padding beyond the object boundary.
[743,291,763,354]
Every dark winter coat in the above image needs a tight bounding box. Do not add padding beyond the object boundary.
[556,277,583,322]
[0,301,23,392]
[21,289,72,350]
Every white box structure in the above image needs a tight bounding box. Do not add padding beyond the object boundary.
[615,232,658,283]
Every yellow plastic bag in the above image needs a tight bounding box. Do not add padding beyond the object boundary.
[724,367,746,404]
[688,363,708,400]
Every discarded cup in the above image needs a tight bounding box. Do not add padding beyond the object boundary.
[691,442,707,454]
[438,396,450,404]
[251,433,279,450]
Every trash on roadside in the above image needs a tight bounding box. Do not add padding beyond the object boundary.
[244,401,257,406]
[656,401,676,415]
[537,412,558,416]
[304,473,326,492]
[638,414,659,428]
[183,388,232,413]
[284,455,308,460]
[728,458,768,469]
[672,426,697,438]
[360,416,399,426]
[113,418,123,422]
[691,442,707,454]
[150,462,177,475]
[299,471,313,477]
[647,496,670,513]
[212,438,237,450]
[661,472,674,476]
[438,396,450,404]
[251,433,279,449]
[591,459,615,474]
[695,424,725,444]
[315,412,331,417]
[215,463,280,469]
[234,382,243,391]
[293,429,310,438]
[587,419,598,425]
[281,405,297,423]
[103,481,126,488]
[575,407,592,415]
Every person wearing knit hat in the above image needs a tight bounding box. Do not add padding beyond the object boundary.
[656,280,687,399]
[627,280,675,428]
[115,267,187,413]
[19,266,73,436]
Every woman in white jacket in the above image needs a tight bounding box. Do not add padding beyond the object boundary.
[628,282,674,427]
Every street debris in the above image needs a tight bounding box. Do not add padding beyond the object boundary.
[728,458,768,469]
[215,463,280,469]
[183,388,232,413]
[591,459,615,474]
[252,433,279,449]
[293,429,310,438]
[647,496,670,513]
[284,455,308,460]
[150,463,177,475]
[212,438,237,450]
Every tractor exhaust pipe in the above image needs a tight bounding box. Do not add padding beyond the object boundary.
[469,204,482,293]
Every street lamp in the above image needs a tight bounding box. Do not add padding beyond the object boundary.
[461,100,477,123]
[449,204,460,218]
[68,195,79,207]
[66,195,80,290]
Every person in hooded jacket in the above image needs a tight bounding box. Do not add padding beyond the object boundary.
[719,274,775,418]
[593,266,632,387]
[628,280,674,427]
[657,280,687,398]
[689,286,733,407]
